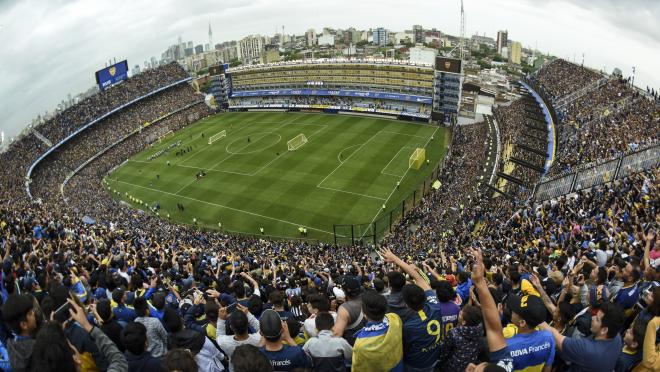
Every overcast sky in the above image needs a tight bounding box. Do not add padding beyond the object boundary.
[1,0,658,139]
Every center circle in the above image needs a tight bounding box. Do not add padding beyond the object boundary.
[226,132,282,155]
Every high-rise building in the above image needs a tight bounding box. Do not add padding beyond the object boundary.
[342,28,360,45]
[208,20,213,48]
[317,34,335,46]
[509,41,522,64]
[496,30,508,55]
[413,25,424,44]
[305,29,317,47]
[237,35,264,64]
[373,27,389,46]
[195,44,204,55]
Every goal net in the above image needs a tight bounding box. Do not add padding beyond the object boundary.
[287,134,308,151]
[409,148,426,170]
[208,130,226,145]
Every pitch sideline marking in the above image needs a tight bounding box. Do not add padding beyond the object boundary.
[110,178,337,236]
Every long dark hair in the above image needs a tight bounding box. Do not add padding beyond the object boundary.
[29,322,77,372]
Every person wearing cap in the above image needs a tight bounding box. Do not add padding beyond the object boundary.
[332,277,365,346]
[505,293,555,371]
[539,301,625,372]
[258,309,311,372]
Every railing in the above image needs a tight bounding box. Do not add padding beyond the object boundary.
[554,77,609,109]
[534,144,659,201]
[25,77,192,199]
[333,128,454,245]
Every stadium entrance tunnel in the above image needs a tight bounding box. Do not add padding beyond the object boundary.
[225,132,282,155]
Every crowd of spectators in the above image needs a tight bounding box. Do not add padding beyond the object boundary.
[30,84,205,202]
[532,59,602,102]
[549,81,659,178]
[35,63,189,145]
[0,58,658,372]
[230,96,431,116]
[493,94,548,198]
[529,60,659,179]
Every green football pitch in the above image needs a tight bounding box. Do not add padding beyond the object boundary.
[105,112,449,242]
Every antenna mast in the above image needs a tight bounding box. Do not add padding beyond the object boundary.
[459,0,465,61]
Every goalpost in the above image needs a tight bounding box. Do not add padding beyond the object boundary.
[208,130,226,145]
[287,134,308,151]
[157,130,173,143]
[409,148,426,170]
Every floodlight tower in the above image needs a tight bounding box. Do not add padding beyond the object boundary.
[459,0,465,61]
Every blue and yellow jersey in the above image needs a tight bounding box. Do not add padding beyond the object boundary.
[353,313,404,372]
[507,330,555,372]
[70,276,87,303]
[402,290,444,368]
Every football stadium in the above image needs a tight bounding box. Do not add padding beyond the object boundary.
[0,1,659,371]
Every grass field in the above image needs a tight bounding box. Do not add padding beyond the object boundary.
[105,112,449,241]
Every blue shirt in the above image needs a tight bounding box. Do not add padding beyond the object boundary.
[260,344,311,372]
[491,346,514,372]
[561,335,622,372]
[507,330,555,371]
[614,284,639,310]
[402,290,443,368]
[113,304,137,322]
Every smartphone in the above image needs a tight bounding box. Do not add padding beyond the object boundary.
[226,302,237,313]
[54,302,72,323]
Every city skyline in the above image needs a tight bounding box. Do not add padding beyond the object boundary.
[1,0,659,139]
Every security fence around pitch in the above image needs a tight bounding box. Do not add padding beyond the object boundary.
[534,143,659,202]
[333,133,453,246]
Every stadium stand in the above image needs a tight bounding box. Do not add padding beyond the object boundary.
[0,57,658,372]
[226,59,435,119]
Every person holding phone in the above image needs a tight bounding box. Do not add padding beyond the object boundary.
[216,303,261,372]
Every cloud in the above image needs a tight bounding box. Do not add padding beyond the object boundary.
[0,0,659,139]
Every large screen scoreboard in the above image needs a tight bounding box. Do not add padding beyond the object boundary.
[95,60,129,91]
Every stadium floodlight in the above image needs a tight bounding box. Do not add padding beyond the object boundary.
[287,134,308,151]
[409,148,426,170]
[208,130,226,145]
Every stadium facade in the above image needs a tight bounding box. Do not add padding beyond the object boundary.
[208,57,462,123]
